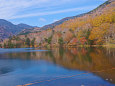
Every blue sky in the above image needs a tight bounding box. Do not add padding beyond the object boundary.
[0,0,107,27]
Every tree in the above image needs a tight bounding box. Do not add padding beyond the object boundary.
[15,43,21,48]
[31,38,35,47]
[44,38,48,42]
[112,12,115,23]
[4,43,7,48]
[89,23,110,45]
[25,38,30,47]
[39,43,41,46]
[80,37,87,45]
[0,44,2,48]
[15,36,20,41]
[7,40,15,48]
[47,36,52,44]
[58,37,63,45]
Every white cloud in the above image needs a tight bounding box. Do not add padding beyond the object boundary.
[0,0,104,20]
[9,5,97,19]
[0,0,75,19]
[0,0,51,19]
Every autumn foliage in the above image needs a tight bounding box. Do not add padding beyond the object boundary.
[1,0,115,48]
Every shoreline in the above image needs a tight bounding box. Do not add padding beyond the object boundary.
[1,44,115,49]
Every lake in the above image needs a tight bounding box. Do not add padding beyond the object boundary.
[0,47,115,86]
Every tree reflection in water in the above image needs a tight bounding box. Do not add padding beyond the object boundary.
[2,47,115,84]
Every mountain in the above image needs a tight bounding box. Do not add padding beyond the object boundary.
[40,14,85,30]
[17,23,33,29]
[40,0,113,30]
[0,19,34,39]
[1,0,115,48]
[18,27,41,35]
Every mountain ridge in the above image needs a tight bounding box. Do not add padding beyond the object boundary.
[0,19,34,40]
[1,0,115,48]
[39,0,113,30]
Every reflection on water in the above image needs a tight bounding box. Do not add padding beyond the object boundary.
[0,47,115,86]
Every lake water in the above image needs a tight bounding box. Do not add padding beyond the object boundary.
[0,47,115,86]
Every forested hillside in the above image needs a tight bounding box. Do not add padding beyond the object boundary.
[1,0,115,48]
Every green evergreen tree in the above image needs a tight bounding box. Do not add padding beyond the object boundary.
[25,38,31,47]
[0,44,2,48]
[31,38,35,47]
[58,37,63,45]
[7,40,15,48]
[47,36,52,44]
[4,43,7,48]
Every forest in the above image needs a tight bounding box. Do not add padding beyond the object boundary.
[1,0,115,48]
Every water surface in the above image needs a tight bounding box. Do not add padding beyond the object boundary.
[0,47,115,86]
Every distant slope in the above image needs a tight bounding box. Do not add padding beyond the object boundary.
[40,14,85,30]
[18,27,41,35]
[0,19,34,39]
[17,23,33,29]
[40,0,113,30]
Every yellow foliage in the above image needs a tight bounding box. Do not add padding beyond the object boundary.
[53,9,115,45]
[89,23,110,44]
